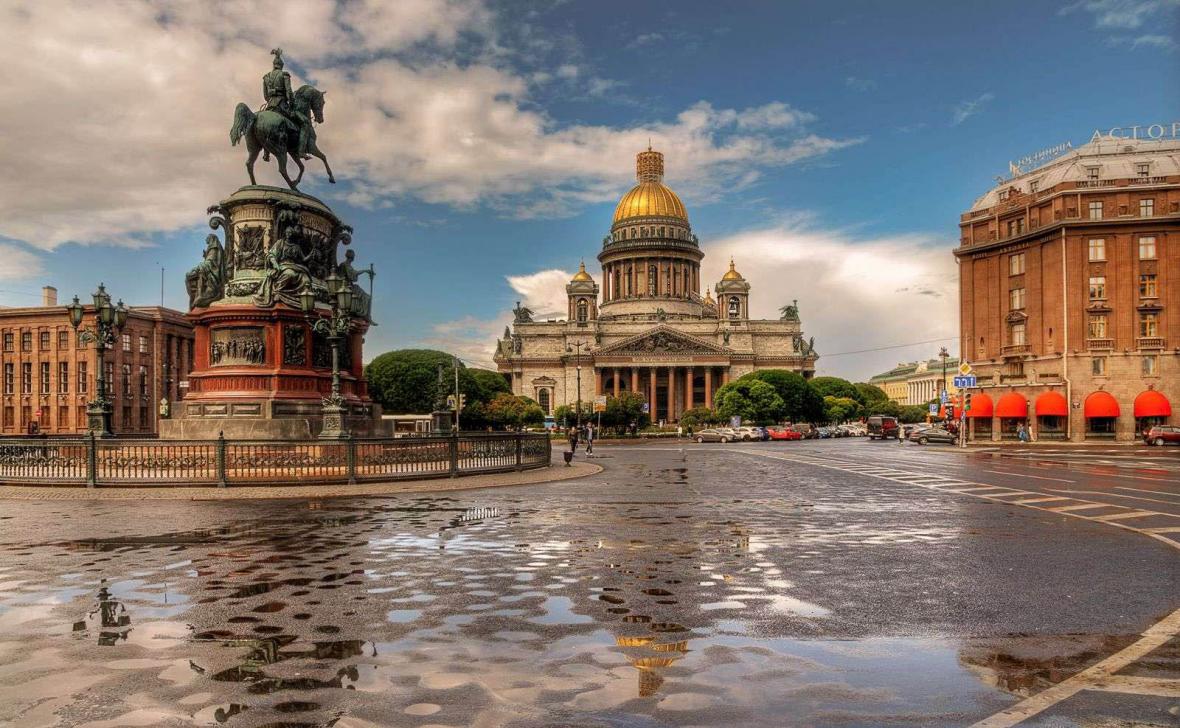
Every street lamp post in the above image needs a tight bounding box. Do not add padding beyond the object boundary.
[939,346,950,415]
[66,284,128,438]
[300,273,354,440]
[566,341,586,427]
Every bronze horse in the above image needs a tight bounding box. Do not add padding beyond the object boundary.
[230,85,335,190]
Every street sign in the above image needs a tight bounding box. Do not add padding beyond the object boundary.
[730,416,742,428]
[641,403,650,413]
[928,403,938,415]
[593,395,607,412]
[958,362,972,376]
[178,381,190,389]
[953,375,977,388]
[940,390,949,404]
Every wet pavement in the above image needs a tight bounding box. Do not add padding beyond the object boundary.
[0,440,1177,727]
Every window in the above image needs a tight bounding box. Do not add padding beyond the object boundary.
[1140,273,1158,298]
[122,334,131,352]
[3,407,11,428]
[79,361,88,394]
[139,365,148,396]
[1092,357,1106,376]
[1140,199,1154,217]
[21,363,31,394]
[1009,287,1026,310]
[1088,238,1105,261]
[1143,355,1158,376]
[1139,236,1157,260]
[1137,163,1150,178]
[3,364,11,395]
[57,331,68,349]
[139,406,148,429]
[999,189,1009,201]
[139,336,148,354]
[576,298,588,323]
[105,363,114,397]
[121,364,131,395]
[1010,322,1026,346]
[1139,312,1159,338]
[1086,166,1099,180]
[39,331,49,350]
[1006,218,1024,236]
[1088,201,1103,219]
[2,333,11,352]
[728,296,741,319]
[648,265,657,296]
[1088,314,1107,339]
[21,332,31,351]
[1089,276,1106,300]
[1009,253,1025,276]
[58,362,68,393]
[39,363,49,394]
[1029,180,1040,193]
[538,389,550,414]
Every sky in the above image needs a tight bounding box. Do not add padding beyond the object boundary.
[0,0,1177,381]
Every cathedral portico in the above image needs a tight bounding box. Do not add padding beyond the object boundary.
[495,148,818,424]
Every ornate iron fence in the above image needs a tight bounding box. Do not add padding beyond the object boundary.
[0,433,551,488]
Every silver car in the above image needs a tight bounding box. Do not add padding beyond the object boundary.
[694,428,732,443]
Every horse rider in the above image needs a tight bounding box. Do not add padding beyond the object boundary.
[262,48,310,159]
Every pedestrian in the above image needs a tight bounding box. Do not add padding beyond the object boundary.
[586,422,595,455]
[568,426,579,454]
[677,424,683,439]
[898,422,905,444]
[1017,423,1029,443]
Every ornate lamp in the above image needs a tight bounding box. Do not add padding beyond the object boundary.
[69,284,126,438]
[299,286,316,314]
[66,296,84,328]
[114,300,128,329]
[338,285,353,313]
[326,271,342,296]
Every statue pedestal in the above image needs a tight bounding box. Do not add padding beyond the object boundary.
[162,186,383,440]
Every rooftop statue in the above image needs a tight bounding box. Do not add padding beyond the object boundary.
[230,48,335,190]
[512,301,534,323]
[779,299,800,321]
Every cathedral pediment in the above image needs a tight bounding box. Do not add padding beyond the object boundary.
[597,326,727,356]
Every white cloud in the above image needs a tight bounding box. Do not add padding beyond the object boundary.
[701,223,958,381]
[0,244,44,282]
[951,92,994,125]
[505,269,573,319]
[0,0,858,249]
[419,315,506,369]
[1124,33,1179,49]
[1061,0,1179,29]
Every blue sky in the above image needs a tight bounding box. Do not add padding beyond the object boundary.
[0,0,1176,380]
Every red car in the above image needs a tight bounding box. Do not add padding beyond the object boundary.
[1143,425,1180,446]
[767,426,803,441]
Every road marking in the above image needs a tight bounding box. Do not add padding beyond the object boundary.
[1012,496,1071,505]
[1117,485,1180,502]
[983,469,1076,483]
[1048,503,1119,513]
[1089,509,1166,522]
[1088,675,1180,697]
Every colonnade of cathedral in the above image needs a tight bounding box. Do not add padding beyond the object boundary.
[594,364,730,423]
[600,256,701,302]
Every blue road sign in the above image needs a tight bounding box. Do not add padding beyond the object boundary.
[928,403,938,415]
[642,403,650,413]
[953,375,978,388]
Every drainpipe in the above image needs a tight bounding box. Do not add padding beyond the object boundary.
[1060,226,1072,441]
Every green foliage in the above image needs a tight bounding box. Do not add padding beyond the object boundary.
[485,393,544,429]
[678,406,719,428]
[365,349,456,415]
[809,376,860,401]
[823,396,861,424]
[714,379,785,425]
[603,392,649,430]
[468,369,510,401]
[853,382,890,408]
[899,405,929,424]
[738,369,824,423]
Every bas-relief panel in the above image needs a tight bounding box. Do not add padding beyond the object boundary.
[210,327,266,366]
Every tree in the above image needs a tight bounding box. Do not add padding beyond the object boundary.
[854,382,890,408]
[603,392,648,430]
[714,379,785,425]
[485,393,544,429]
[809,376,860,401]
[468,369,511,402]
[739,370,824,423]
[678,406,718,429]
[899,405,929,424]
[365,349,457,414]
[824,396,861,424]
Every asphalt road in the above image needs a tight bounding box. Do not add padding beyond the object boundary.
[0,439,1176,727]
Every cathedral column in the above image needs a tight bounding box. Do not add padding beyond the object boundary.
[648,367,657,423]
[631,367,639,394]
[704,367,713,409]
[722,367,730,386]
[667,366,676,420]
[685,366,694,411]
[613,367,620,397]
[595,368,603,396]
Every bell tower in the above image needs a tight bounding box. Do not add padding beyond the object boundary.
[715,259,750,322]
[566,261,599,324]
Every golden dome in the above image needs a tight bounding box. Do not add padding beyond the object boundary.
[721,258,744,281]
[612,148,688,224]
[571,260,594,282]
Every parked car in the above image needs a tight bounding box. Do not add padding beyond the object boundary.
[902,423,929,438]
[767,426,803,441]
[866,415,899,440]
[910,426,956,445]
[735,426,763,441]
[790,423,818,439]
[1143,425,1180,446]
[694,428,732,443]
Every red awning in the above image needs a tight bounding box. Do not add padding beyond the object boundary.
[1133,390,1172,418]
[1035,391,1069,417]
[1084,391,1120,419]
[966,392,993,418]
[995,393,1027,419]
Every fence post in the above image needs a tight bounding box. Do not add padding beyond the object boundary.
[216,431,228,488]
[515,433,523,471]
[448,433,459,478]
[546,434,552,467]
[87,431,97,488]
[346,435,356,485]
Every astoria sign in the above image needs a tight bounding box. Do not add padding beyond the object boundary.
[1089,121,1180,142]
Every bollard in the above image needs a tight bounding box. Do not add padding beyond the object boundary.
[216,431,228,488]
[86,431,98,488]
[515,433,523,472]
[346,435,357,485]
[448,433,459,478]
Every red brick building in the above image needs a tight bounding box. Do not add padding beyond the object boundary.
[956,135,1178,441]
[0,286,194,436]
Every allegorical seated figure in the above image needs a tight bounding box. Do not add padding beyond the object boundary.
[254,209,317,308]
[186,234,226,309]
[338,249,372,319]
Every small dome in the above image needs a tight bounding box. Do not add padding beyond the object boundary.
[612,148,689,225]
[570,260,594,282]
[721,259,744,281]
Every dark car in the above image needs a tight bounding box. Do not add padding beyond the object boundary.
[790,423,818,439]
[694,428,732,443]
[1143,425,1180,446]
[910,426,956,445]
[866,415,899,440]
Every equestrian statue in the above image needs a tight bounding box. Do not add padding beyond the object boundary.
[230,48,335,190]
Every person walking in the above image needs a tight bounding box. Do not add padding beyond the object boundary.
[898,422,906,445]
[1017,423,1029,443]
[568,426,579,454]
[585,423,595,455]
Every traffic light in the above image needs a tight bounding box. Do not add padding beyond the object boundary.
[964,393,972,412]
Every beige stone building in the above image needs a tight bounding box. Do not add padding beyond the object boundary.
[494,148,818,423]
[868,356,961,406]
[956,134,1178,441]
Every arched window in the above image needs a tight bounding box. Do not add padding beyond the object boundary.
[630,227,636,239]
[659,226,665,237]
[576,298,588,322]
[729,296,741,319]
[648,266,658,296]
[538,388,550,414]
[641,227,648,237]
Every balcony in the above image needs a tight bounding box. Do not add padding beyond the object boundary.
[1001,343,1031,356]
[1086,338,1114,351]
[1137,337,1165,350]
